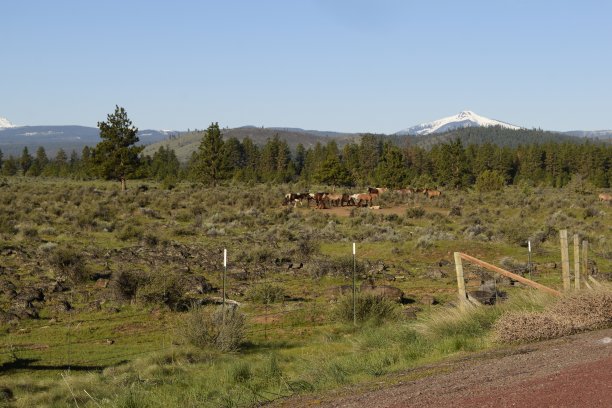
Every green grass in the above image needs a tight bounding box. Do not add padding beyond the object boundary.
[0,177,610,406]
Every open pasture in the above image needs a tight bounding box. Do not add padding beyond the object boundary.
[0,177,610,406]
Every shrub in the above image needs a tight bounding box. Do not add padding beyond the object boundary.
[50,247,87,282]
[0,215,16,235]
[113,270,144,301]
[245,283,285,304]
[180,305,246,351]
[142,233,159,247]
[405,207,425,219]
[334,294,399,326]
[137,273,187,311]
[449,206,462,216]
[116,224,143,241]
[475,170,506,192]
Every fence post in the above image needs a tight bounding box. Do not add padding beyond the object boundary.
[573,234,580,290]
[352,242,356,326]
[454,252,467,309]
[582,240,589,279]
[527,240,532,282]
[559,230,571,292]
[222,248,227,324]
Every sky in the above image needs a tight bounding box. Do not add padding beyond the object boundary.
[2,0,612,133]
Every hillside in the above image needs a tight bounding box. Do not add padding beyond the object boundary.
[394,126,588,149]
[142,126,360,161]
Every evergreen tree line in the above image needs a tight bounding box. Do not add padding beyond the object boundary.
[1,122,611,189]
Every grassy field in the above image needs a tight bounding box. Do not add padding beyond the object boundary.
[0,177,610,406]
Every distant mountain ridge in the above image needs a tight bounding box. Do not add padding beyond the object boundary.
[0,124,173,156]
[1,113,610,160]
[142,127,361,162]
[563,130,612,139]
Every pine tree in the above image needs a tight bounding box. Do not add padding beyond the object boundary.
[19,147,33,175]
[92,106,143,190]
[376,144,407,189]
[316,156,354,187]
[1,155,18,176]
[294,143,306,176]
[27,146,49,176]
[195,122,226,186]
[55,148,69,177]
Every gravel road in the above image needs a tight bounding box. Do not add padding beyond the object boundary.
[274,328,612,408]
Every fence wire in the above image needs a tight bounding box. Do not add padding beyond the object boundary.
[1,236,608,371]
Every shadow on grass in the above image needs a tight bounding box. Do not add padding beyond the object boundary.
[0,357,110,373]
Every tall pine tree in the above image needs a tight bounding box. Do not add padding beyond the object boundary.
[92,106,143,190]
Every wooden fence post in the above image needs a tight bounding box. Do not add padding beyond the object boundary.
[582,240,589,279]
[560,230,571,292]
[454,252,467,309]
[573,234,580,290]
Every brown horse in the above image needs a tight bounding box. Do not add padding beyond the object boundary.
[351,193,374,207]
[340,193,353,206]
[396,187,415,195]
[599,193,612,202]
[368,187,388,195]
[326,193,343,207]
[424,188,442,199]
[312,192,329,209]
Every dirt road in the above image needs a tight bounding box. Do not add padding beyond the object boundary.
[275,328,612,408]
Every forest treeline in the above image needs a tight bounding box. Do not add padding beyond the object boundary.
[1,122,611,189]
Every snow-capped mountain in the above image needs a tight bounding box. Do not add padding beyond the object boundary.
[0,117,17,129]
[395,111,521,136]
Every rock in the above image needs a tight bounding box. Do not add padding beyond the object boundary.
[56,300,72,312]
[403,306,422,319]
[468,290,499,305]
[49,280,69,293]
[420,294,437,305]
[360,282,405,303]
[0,311,19,325]
[438,259,451,267]
[95,278,109,288]
[426,269,448,279]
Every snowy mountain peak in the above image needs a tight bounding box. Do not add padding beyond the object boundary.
[0,117,17,129]
[395,111,521,136]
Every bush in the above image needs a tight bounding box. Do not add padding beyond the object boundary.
[116,223,143,241]
[334,294,399,326]
[113,270,144,301]
[405,207,425,219]
[0,215,16,235]
[475,170,506,192]
[50,247,87,282]
[245,283,285,304]
[137,273,187,311]
[180,305,246,351]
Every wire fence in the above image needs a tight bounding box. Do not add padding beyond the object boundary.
[1,235,608,372]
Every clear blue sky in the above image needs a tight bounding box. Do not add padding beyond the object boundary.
[2,0,611,133]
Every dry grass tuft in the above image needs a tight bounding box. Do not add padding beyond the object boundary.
[494,289,612,343]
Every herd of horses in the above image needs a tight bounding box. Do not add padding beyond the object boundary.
[283,187,442,209]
